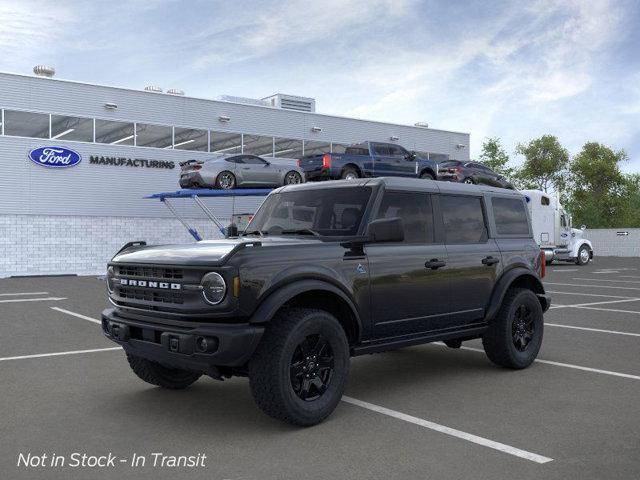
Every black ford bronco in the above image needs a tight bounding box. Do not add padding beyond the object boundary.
[102,177,550,426]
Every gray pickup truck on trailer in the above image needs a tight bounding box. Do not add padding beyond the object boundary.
[102,178,549,426]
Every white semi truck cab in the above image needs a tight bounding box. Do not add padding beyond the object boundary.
[521,190,594,265]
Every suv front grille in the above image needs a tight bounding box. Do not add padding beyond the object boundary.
[116,265,184,280]
[118,286,184,305]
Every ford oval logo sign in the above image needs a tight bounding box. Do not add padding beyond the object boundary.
[28,146,82,168]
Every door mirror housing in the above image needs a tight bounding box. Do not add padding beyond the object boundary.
[366,217,404,243]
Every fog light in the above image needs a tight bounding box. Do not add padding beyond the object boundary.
[195,336,219,353]
[201,272,226,305]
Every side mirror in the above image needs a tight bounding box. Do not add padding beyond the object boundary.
[225,223,239,238]
[366,217,404,243]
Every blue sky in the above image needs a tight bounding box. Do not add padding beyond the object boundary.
[1,0,639,172]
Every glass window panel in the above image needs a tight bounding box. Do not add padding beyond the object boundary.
[4,110,49,138]
[331,143,349,154]
[95,119,135,145]
[243,134,274,156]
[441,195,488,244]
[303,140,331,156]
[50,115,93,142]
[375,192,434,243]
[273,137,303,159]
[135,123,172,148]
[492,197,529,235]
[173,127,208,151]
[210,131,242,154]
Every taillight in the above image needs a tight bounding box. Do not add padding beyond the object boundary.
[539,250,546,278]
[192,164,202,171]
[322,154,331,169]
[455,167,463,174]
[297,159,302,167]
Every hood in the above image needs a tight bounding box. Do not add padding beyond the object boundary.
[111,236,322,266]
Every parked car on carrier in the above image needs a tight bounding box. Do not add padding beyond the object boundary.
[438,160,514,189]
[298,141,438,182]
[102,177,549,426]
[179,154,305,189]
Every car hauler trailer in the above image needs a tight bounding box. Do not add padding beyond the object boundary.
[521,189,593,265]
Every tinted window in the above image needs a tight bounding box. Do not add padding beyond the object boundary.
[373,144,390,156]
[375,191,434,243]
[242,155,267,165]
[541,196,550,206]
[4,110,50,138]
[387,145,406,157]
[51,114,93,142]
[225,156,244,164]
[440,160,461,168]
[441,195,487,244]
[247,187,372,237]
[492,197,529,235]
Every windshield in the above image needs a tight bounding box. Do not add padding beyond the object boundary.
[245,187,372,237]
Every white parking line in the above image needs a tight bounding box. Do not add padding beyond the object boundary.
[450,345,640,381]
[51,307,101,324]
[549,269,578,272]
[0,347,121,362]
[592,271,619,274]
[0,292,49,296]
[544,282,640,291]
[0,297,67,304]
[572,277,640,285]
[549,298,640,309]
[571,306,640,315]
[546,290,638,299]
[546,323,640,337]
[619,275,640,280]
[342,396,553,464]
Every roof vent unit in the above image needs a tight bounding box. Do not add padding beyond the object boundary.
[144,85,163,93]
[33,65,55,78]
[167,88,185,96]
[414,122,429,128]
[262,93,316,113]
[217,95,270,107]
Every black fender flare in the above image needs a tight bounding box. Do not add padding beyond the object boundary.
[485,268,548,322]
[248,279,362,339]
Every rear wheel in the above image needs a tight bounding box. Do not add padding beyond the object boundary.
[463,177,475,184]
[284,171,303,185]
[249,308,349,426]
[576,245,591,265]
[215,171,236,189]
[341,167,359,180]
[420,171,435,180]
[126,354,201,389]
[482,288,543,369]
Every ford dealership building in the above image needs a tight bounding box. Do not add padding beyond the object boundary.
[0,69,470,277]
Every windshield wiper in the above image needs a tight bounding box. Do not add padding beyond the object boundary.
[280,228,320,236]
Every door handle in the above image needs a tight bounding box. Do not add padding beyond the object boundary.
[425,259,446,270]
[482,256,500,266]
[241,167,251,170]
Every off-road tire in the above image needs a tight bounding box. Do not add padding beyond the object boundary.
[420,171,435,180]
[576,245,591,265]
[126,353,202,389]
[341,167,359,180]
[482,288,543,369]
[248,308,350,426]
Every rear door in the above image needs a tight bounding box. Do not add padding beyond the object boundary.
[366,189,450,337]
[370,143,394,177]
[439,194,501,326]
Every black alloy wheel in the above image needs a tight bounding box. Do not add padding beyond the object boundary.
[290,334,334,401]
[512,304,535,351]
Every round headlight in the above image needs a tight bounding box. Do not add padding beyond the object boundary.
[106,266,115,294]
[201,272,227,305]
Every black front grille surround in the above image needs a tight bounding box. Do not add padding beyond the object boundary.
[118,286,184,305]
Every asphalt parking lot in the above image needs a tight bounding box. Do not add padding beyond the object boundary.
[1,257,640,480]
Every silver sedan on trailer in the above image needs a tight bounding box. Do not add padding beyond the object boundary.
[179,154,305,189]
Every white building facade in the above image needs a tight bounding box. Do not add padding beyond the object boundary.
[0,71,470,277]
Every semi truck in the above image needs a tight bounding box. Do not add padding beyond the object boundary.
[521,190,593,265]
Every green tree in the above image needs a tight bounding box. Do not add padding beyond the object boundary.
[619,174,640,228]
[515,135,569,193]
[479,137,514,178]
[566,142,628,228]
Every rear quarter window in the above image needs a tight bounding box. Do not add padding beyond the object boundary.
[492,197,530,235]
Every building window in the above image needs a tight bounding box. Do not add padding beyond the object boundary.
[331,143,349,154]
[173,127,208,151]
[3,110,50,139]
[243,134,274,156]
[210,131,242,154]
[303,140,330,156]
[95,119,135,145]
[50,115,94,142]
[135,123,173,148]
[273,137,303,159]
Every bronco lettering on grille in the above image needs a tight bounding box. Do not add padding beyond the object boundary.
[119,279,181,290]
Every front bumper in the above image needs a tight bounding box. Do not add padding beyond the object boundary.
[101,308,264,371]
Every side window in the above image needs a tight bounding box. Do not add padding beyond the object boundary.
[375,191,434,243]
[440,195,488,244]
[541,196,550,206]
[242,155,267,165]
[373,144,390,156]
[225,156,243,164]
[492,197,530,235]
[387,145,404,157]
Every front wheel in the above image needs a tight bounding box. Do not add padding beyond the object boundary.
[576,245,591,265]
[249,308,349,426]
[126,354,202,389]
[482,288,543,369]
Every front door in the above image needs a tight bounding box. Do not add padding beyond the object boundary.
[439,194,501,326]
[367,190,451,337]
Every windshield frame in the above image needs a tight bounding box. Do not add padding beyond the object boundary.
[243,184,379,240]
